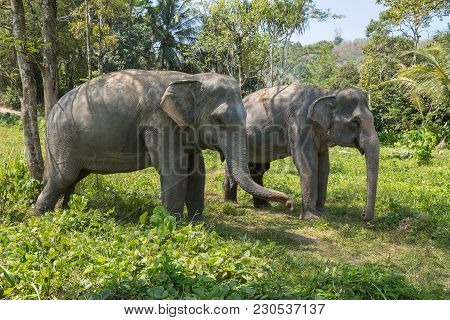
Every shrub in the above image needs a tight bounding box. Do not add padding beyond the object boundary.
[0,113,21,127]
[0,160,42,223]
[0,203,282,299]
[0,87,21,110]
[400,127,437,164]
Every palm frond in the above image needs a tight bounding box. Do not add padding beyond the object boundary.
[384,44,450,108]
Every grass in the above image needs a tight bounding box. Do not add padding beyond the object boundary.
[0,124,449,299]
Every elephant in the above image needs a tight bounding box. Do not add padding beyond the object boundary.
[35,70,293,221]
[223,85,380,221]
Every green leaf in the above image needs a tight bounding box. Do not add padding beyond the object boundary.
[139,211,148,224]
[0,265,17,286]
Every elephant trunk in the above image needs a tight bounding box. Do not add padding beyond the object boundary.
[223,130,293,210]
[361,133,380,221]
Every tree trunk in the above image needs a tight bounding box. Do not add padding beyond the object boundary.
[10,0,45,181]
[269,29,274,87]
[97,1,104,74]
[85,0,92,79]
[40,0,58,118]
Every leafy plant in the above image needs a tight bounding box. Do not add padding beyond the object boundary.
[400,127,437,164]
[0,87,21,110]
[0,112,21,127]
[384,44,450,119]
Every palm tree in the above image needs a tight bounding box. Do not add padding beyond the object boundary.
[385,43,449,117]
[148,0,199,70]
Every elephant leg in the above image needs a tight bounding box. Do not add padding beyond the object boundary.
[61,170,90,209]
[35,161,83,215]
[291,131,321,219]
[316,149,330,216]
[223,165,238,202]
[160,174,188,221]
[34,178,65,215]
[249,162,271,208]
[185,151,205,222]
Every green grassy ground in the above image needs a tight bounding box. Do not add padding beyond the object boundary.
[0,124,449,299]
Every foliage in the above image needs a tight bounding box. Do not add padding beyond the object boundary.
[0,87,21,110]
[0,112,21,127]
[375,0,450,47]
[297,41,337,86]
[189,0,269,92]
[0,195,282,299]
[400,126,437,164]
[359,27,416,135]
[148,0,199,70]
[103,15,155,72]
[0,160,42,221]
[254,0,335,86]
[69,0,129,73]
[290,41,360,89]
[384,43,449,118]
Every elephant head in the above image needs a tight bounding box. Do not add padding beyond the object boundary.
[308,88,380,221]
[160,73,293,209]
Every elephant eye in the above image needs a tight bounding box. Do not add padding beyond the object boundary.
[351,118,361,127]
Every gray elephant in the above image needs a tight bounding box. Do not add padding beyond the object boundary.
[35,70,293,220]
[223,85,380,221]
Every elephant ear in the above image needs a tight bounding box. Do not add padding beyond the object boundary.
[160,80,201,128]
[307,95,336,131]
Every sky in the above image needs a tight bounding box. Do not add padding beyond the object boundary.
[296,0,450,44]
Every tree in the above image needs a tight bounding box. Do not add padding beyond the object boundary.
[69,0,128,78]
[385,43,449,119]
[375,0,450,48]
[333,27,344,45]
[40,0,58,117]
[191,0,268,91]
[10,0,44,180]
[148,0,198,70]
[84,0,92,78]
[103,8,155,72]
[255,0,335,85]
[360,25,416,133]
[294,41,338,86]
[327,61,360,89]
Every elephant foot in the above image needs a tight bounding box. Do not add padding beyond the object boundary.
[33,203,48,216]
[187,212,204,224]
[253,198,271,209]
[299,209,322,220]
[316,207,328,216]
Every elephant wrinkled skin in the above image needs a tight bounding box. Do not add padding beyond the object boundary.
[223,85,380,221]
[35,70,293,220]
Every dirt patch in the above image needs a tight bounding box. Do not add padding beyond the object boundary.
[0,106,21,116]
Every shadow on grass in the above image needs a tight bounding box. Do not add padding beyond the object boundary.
[213,222,319,249]
[77,178,160,224]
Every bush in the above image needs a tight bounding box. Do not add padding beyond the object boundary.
[400,127,437,164]
[0,202,282,299]
[0,113,21,127]
[0,87,21,110]
[0,160,42,223]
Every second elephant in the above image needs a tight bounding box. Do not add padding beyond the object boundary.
[223,85,380,220]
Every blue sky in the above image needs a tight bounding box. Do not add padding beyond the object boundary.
[296,0,449,44]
